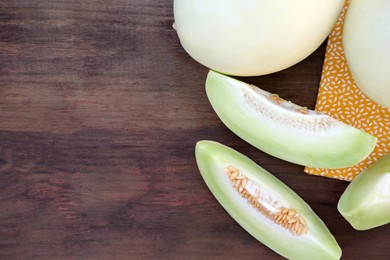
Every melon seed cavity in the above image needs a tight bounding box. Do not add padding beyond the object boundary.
[243,84,336,131]
[268,95,309,115]
[224,165,308,236]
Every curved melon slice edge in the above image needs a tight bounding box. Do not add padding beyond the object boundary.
[338,153,390,230]
[196,140,342,260]
[205,70,377,169]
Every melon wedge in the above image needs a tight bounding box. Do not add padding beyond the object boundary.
[196,140,342,260]
[206,70,377,169]
[338,153,390,230]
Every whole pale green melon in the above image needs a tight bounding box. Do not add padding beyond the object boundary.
[343,0,390,108]
[174,0,343,76]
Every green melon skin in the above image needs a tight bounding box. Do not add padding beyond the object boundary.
[196,140,342,260]
[338,153,390,230]
[206,70,377,169]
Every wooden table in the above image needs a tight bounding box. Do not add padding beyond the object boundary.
[1,1,388,259]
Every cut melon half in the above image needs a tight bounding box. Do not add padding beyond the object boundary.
[196,140,342,260]
[206,70,377,169]
[338,153,390,230]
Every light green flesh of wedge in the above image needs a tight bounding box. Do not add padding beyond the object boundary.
[195,140,342,260]
[205,70,377,169]
[338,153,390,230]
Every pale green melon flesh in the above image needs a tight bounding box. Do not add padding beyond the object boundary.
[196,140,341,260]
[338,153,390,230]
[206,70,377,169]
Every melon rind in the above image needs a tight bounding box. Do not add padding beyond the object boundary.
[206,70,377,169]
[338,153,390,230]
[196,140,342,260]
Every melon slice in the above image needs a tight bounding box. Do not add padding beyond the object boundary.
[206,70,377,169]
[338,153,390,230]
[196,140,342,260]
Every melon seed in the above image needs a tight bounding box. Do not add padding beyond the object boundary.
[225,166,308,236]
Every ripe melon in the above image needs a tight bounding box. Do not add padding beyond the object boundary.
[174,0,344,76]
[338,153,390,230]
[196,140,342,259]
[343,0,390,108]
[206,70,377,168]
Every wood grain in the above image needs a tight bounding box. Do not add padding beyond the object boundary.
[0,1,389,259]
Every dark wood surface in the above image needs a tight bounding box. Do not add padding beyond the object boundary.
[0,1,388,259]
